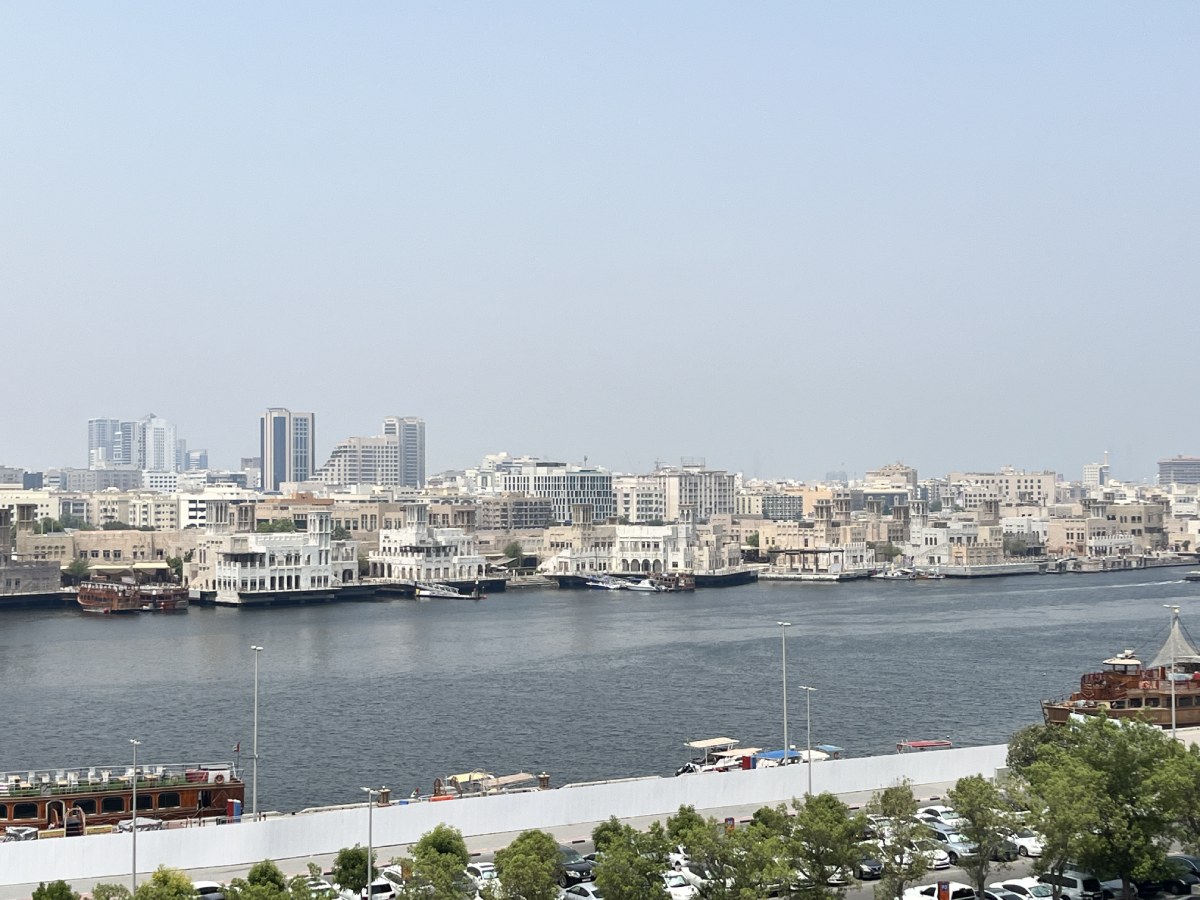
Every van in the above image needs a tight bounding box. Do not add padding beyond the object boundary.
[1038,870,1105,900]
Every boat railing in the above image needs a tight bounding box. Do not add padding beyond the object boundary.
[0,762,240,797]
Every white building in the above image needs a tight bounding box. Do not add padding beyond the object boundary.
[652,463,736,522]
[540,521,743,576]
[612,475,667,523]
[494,460,614,523]
[314,416,426,489]
[369,524,486,583]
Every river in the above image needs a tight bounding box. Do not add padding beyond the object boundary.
[0,569,1194,813]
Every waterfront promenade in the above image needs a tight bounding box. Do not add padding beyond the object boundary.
[0,742,1008,896]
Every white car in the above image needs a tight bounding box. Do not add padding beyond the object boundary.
[667,844,690,869]
[992,878,1056,900]
[193,882,226,900]
[904,881,978,900]
[561,885,604,900]
[911,838,952,870]
[917,806,965,828]
[466,863,499,890]
[1007,827,1044,857]
[660,872,698,900]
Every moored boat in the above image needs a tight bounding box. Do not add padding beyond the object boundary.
[0,762,244,836]
[896,739,953,752]
[77,565,188,614]
[1042,609,1200,728]
[1184,571,1200,583]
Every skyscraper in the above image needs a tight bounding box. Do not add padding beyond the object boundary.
[383,416,426,488]
[260,408,316,492]
[87,418,120,467]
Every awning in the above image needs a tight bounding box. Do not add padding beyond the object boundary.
[686,737,738,750]
[132,561,170,570]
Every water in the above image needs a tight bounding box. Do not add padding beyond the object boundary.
[0,570,1194,813]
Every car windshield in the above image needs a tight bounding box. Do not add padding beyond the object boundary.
[946,833,969,843]
[665,875,687,887]
[560,847,584,863]
[1016,828,1038,839]
[1028,887,1053,898]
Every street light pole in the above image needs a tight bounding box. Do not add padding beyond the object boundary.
[798,686,817,797]
[251,645,263,817]
[1164,605,1180,738]
[361,787,380,896]
[130,738,141,893]
[777,622,792,765]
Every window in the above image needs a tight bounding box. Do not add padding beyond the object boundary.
[157,792,180,808]
[101,796,125,813]
[13,803,37,819]
[72,799,96,814]
[136,795,153,810]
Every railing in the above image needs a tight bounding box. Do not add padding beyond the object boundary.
[0,764,239,798]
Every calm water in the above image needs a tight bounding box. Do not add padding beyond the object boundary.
[0,570,1195,812]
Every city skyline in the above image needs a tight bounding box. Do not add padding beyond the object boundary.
[2,4,1197,479]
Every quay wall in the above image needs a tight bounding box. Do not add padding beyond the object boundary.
[0,744,1008,887]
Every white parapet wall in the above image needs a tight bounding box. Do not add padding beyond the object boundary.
[0,744,1008,887]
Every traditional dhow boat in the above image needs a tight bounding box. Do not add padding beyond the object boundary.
[0,762,243,836]
[77,564,189,614]
[1042,609,1200,727]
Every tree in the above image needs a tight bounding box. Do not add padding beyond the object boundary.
[332,525,350,541]
[949,774,1013,896]
[494,829,561,900]
[503,541,523,563]
[92,886,132,900]
[746,532,760,548]
[1006,724,1078,777]
[247,861,288,892]
[752,802,793,837]
[872,543,902,561]
[133,867,198,900]
[332,845,374,894]
[1020,717,1186,900]
[102,521,132,530]
[166,556,184,580]
[666,805,708,847]
[65,557,91,583]
[32,882,80,900]
[790,793,865,900]
[593,823,669,900]
[592,815,627,855]
[867,781,929,900]
[1003,536,1029,557]
[257,518,297,533]
[409,824,473,900]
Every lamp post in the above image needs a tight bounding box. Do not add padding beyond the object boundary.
[251,645,263,817]
[130,738,141,893]
[777,622,792,765]
[361,787,383,895]
[1165,605,1180,738]
[797,685,817,797]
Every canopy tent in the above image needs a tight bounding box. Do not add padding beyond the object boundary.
[1149,613,1200,668]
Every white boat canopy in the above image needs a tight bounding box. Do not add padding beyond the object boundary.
[1149,612,1200,668]
[686,737,739,750]
[713,747,764,758]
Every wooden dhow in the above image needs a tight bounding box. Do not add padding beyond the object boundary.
[1042,609,1200,727]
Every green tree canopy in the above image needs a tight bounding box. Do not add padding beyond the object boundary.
[592,815,627,855]
[32,882,80,900]
[790,792,865,900]
[593,822,669,900]
[92,886,133,900]
[332,845,374,894]
[949,774,1014,896]
[133,867,197,900]
[494,829,561,900]
[503,541,523,561]
[331,525,350,541]
[65,557,91,581]
[866,780,929,900]
[666,805,708,847]
[247,861,287,892]
[257,518,298,533]
[1021,717,1187,899]
[409,824,473,900]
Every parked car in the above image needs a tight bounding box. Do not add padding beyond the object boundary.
[465,863,498,891]
[1165,856,1200,896]
[988,836,1021,862]
[865,815,896,840]
[854,845,885,880]
[562,884,605,900]
[360,878,396,900]
[911,838,952,870]
[304,878,337,900]
[1007,827,1044,858]
[992,878,1056,900]
[1100,878,1164,900]
[558,846,597,887]
[660,872,698,900]
[1037,870,1105,900]
[904,881,978,900]
[984,891,1026,900]
[918,806,966,829]
[923,825,980,865]
[193,883,227,900]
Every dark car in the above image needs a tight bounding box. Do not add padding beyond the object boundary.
[988,838,1021,863]
[558,845,597,887]
[855,846,885,880]
[1165,856,1200,896]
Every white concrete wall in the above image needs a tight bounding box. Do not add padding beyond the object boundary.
[0,744,1007,887]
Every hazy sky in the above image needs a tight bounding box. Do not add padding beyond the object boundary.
[3,3,1197,482]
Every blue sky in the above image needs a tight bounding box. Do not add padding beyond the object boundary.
[2,3,1196,481]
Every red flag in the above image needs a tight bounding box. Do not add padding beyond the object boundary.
[234,742,241,753]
